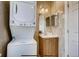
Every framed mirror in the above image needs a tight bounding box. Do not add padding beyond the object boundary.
[46,17,50,27]
[46,14,59,27]
[51,15,56,26]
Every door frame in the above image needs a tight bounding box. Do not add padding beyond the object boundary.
[64,1,69,57]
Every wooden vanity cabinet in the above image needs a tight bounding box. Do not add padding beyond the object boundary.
[39,36,59,57]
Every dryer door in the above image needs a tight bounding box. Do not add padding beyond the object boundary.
[13,2,35,25]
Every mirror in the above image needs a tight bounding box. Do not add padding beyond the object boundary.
[46,17,50,26]
[46,14,59,27]
[45,2,60,27]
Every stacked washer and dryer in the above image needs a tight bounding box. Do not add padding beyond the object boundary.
[7,1,37,57]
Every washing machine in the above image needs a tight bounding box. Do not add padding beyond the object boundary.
[7,1,37,57]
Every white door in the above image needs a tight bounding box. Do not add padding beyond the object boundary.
[67,1,78,57]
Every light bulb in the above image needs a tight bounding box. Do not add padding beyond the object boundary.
[41,8,44,12]
[39,8,48,14]
[45,8,48,13]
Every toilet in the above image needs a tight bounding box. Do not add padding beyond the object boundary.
[7,1,37,57]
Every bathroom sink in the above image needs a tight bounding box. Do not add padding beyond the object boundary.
[39,33,58,38]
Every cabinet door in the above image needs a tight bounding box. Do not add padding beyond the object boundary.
[39,38,58,57]
[13,2,35,24]
[68,2,78,57]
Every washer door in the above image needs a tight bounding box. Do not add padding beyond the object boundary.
[13,2,35,24]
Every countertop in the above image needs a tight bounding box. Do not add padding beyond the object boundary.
[39,33,58,38]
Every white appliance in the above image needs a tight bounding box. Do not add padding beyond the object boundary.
[7,1,37,57]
